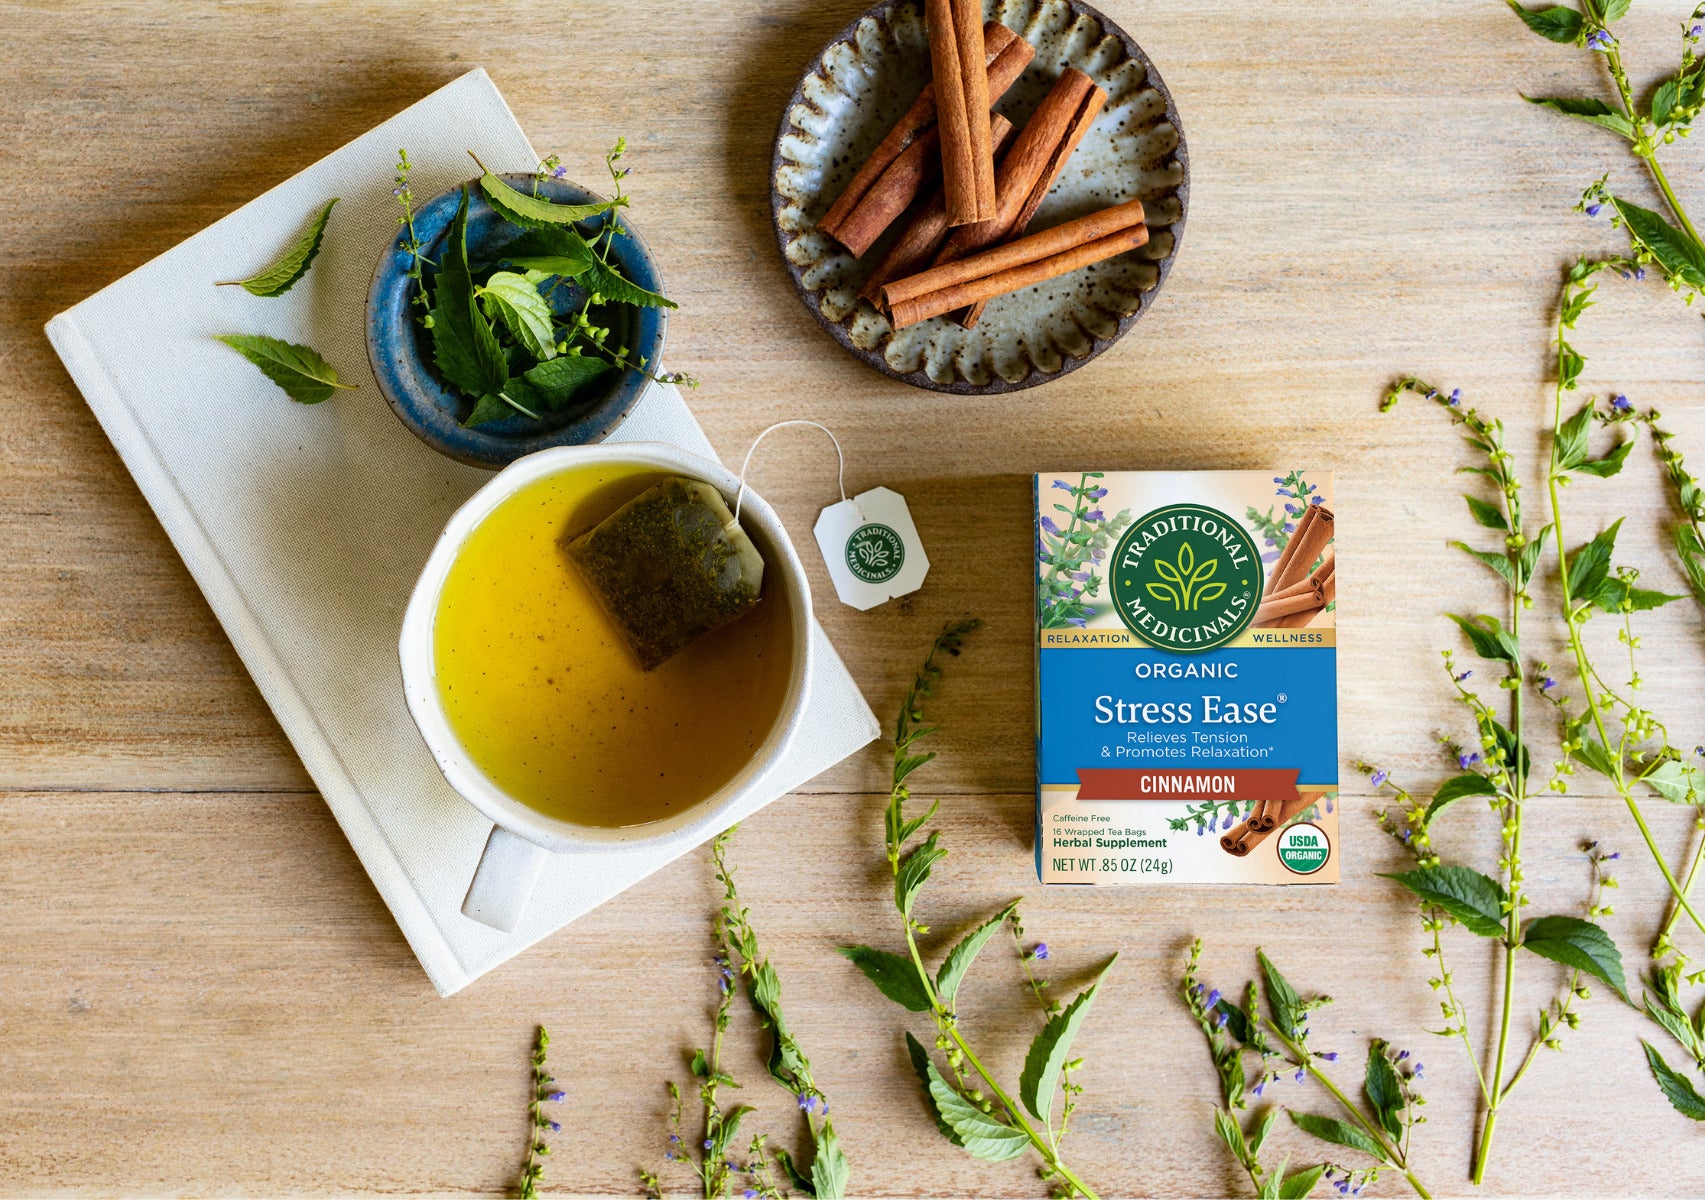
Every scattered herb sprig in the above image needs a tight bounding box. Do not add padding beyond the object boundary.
[517,1026,564,1200]
[839,618,1113,1199]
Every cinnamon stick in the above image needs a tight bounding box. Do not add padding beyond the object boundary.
[1222,791,1328,857]
[927,0,998,226]
[858,114,1016,307]
[1254,583,1325,626]
[961,80,1106,328]
[1263,505,1318,599]
[830,127,944,260]
[818,22,1026,245]
[1270,503,1335,594]
[883,199,1147,328]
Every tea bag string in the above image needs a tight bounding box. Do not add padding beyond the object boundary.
[735,420,847,522]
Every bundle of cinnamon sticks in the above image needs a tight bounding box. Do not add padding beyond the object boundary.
[1220,791,1329,857]
[817,7,1148,330]
[1253,503,1336,629]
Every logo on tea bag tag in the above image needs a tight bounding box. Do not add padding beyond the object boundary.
[816,488,928,610]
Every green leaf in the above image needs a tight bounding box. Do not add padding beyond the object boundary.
[1555,403,1594,470]
[1504,1,1585,41]
[477,270,558,360]
[1519,524,1553,589]
[430,187,508,399]
[1490,719,1532,780]
[772,1147,815,1194]
[219,197,338,296]
[925,1059,1030,1161]
[1019,959,1113,1120]
[1259,949,1305,1039]
[1654,77,1682,127]
[1674,524,1705,604]
[1644,989,1703,1056]
[1574,736,1620,779]
[1288,1111,1390,1163]
[1450,542,1516,587]
[905,1032,963,1144]
[1379,865,1508,937]
[498,224,598,273]
[1523,95,1636,138]
[215,334,354,404]
[1464,494,1509,530]
[1573,436,1633,478]
[895,831,945,918]
[478,168,624,229]
[690,1048,709,1078]
[1448,613,1518,663]
[1559,340,1585,390]
[1566,519,1622,604]
[582,257,678,310]
[1363,1042,1405,1140]
[1646,760,1704,804]
[1612,196,1705,288]
[837,945,932,1012]
[809,1120,849,1199]
[1593,576,1682,613]
[1215,1107,1249,1162]
[1643,1041,1705,1119]
[907,1029,961,1145]
[1425,772,1499,826]
[1280,1164,1328,1199]
[1521,914,1629,1000]
[1601,0,1630,21]
[522,354,616,410]
[1216,997,1254,1045]
[936,902,1019,1008]
[1248,1108,1279,1158]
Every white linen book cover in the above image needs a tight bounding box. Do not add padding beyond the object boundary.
[44,68,880,996]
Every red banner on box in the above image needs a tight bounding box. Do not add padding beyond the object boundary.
[1075,768,1301,802]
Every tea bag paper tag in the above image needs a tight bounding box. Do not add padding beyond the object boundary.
[814,487,929,611]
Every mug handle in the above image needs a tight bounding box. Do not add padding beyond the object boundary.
[462,825,548,931]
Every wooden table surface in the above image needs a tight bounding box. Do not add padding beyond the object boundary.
[6,1,1705,1195]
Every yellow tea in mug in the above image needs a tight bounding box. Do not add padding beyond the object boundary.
[432,463,793,828]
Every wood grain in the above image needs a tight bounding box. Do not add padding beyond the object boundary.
[5,0,1705,1194]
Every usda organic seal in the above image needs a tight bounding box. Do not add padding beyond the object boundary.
[1276,822,1330,875]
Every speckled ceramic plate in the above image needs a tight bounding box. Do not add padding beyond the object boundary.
[770,0,1187,393]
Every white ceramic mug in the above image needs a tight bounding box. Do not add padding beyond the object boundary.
[398,442,816,932]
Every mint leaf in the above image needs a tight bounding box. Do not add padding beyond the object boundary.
[1259,949,1305,1038]
[479,168,625,229]
[431,187,508,398]
[498,225,598,277]
[808,1120,849,1199]
[1380,865,1508,936]
[1505,1,1584,42]
[477,270,558,360]
[1643,1041,1705,1119]
[1646,760,1704,804]
[215,334,354,404]
[1565,518,1622,605]
[1554,402,1594,470]
[905,1032,962,1144]
[925,1058,1029,1161]
[1450,541,1516,587]
[1288,1111,1390,1163]
[1611,196,1705,288]
[837,945,931,1012]
[522,355,615,410]
[1521,914,1628,1000]
[1018,957,1113,1120]
[1448,612,1518,662]
[936,901,1019,1008]
[1574,436,1633,478]
[1523,95,1636,138]
[1425,771,1498,826]
[1363,1042,1405,1139]
[894,832,945,918]
[1280,1164,1327,1199]
[1464,494,1509,530]
[1602,0,1630,21]
[219,197,338,296]
[583,257,678,310]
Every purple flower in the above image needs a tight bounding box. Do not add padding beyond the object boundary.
[746,1191,759,1199]
[1324,795,1334,813]
[547,1091,565,1102]
[548,1120,561,1132]
[1610,393,1632,412]
[1071,570,1092,582]
[1285,503,1301,515]
[1222,811,1236,830]
[704,1139,714,1150]
[1456,669,1473,681]
[1448,388,1461,406]
[1396,1049,1410,1061]
[1283,522,1296,534]
[1085,509,1105,521]
[1215,1009,1229,1029]
[1541,676,1557,691]
[670,1135,680,1144]
[1636,266,1648,280]
[1253,1080,1266,1097]
[1196,823,1206,836]
[1370,769,1389,786]
[1087,486,1108,499]
[1295,1067,1306,1083]
[664,1151,675,1161]
[1052,479,1073,491]
[1041,516,1062,535]
[1033,943,1051,960]
[552,164,568,178]
[1691,23,1701,35]
[1066,617,1087,628]
[1205,988,1221,1008]
[1585,202,1604,217]
[1459,751,1482,769]
[1319,1051,1339,1061]
[1586,29,1614,51]
[798,1093,820,1114]
[1310,495,1324,505]
[1273,477,1285,484]
[1607,850,1621,860]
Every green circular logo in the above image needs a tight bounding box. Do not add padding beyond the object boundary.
[1276,822,1330,874]
[845,523,905,584]
[1109,503,1261,652]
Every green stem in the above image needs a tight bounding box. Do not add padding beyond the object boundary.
[1648,154,1705,251]
[1661,824,1705,944]
[1263,1018,1431,1199]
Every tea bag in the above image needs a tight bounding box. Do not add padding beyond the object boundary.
[565,476,765,671]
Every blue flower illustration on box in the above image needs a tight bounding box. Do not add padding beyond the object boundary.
[1037,473,1132,629]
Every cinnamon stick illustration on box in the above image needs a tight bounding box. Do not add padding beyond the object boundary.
[1253,500,1336,628]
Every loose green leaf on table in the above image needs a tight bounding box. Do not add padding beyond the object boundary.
[218,197,338,296]
[1520,914,1628,1000]
[216,333,354,404]
[1380,864,1508,937]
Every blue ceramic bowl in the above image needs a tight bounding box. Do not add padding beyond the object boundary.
[366,174,667,469]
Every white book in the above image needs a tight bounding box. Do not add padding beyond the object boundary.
[45,68,879,996]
